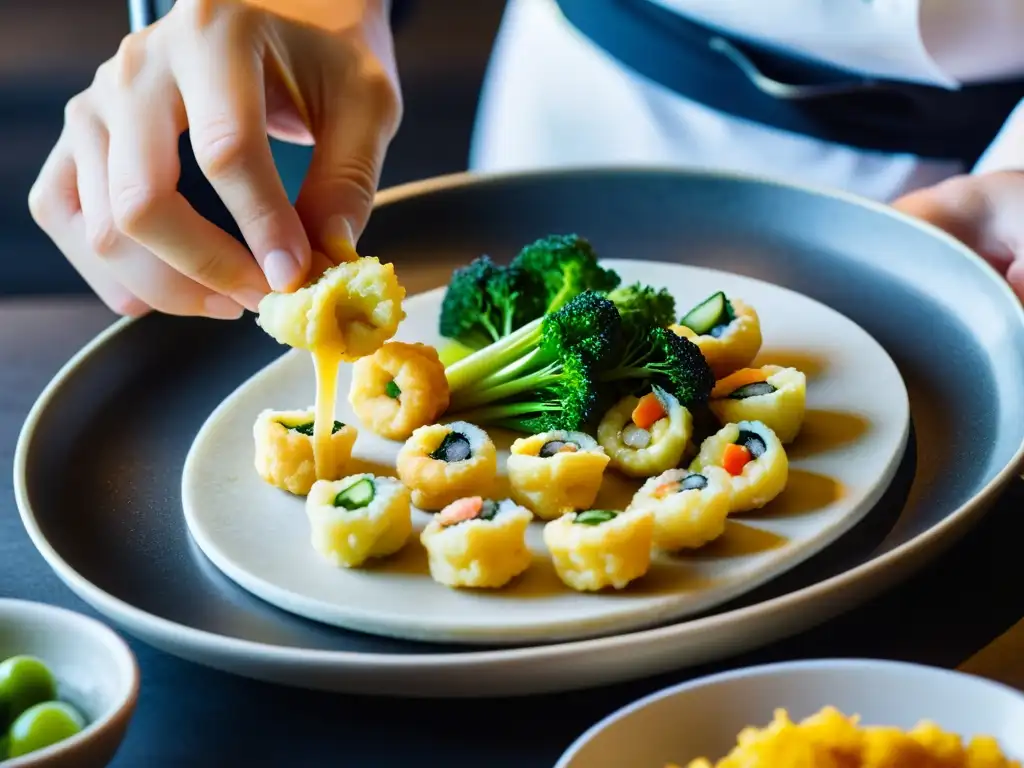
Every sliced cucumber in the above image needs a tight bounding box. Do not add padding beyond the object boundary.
[385,380,401,399]
[334,478,375,510]
[727,381,776,400]
[429,432,472,462]
[574,509,618,526]
[680,291,733,336]
[288,420,344,437]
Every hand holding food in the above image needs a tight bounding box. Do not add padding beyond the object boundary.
[28,0,401,318]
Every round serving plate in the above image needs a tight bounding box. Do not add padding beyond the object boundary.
[182,259,909,645]
[15,169,1024,697]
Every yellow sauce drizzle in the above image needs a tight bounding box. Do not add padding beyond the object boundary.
[311,348,342,478]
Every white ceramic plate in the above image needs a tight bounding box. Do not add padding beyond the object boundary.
[181,259,909,645]
[555,659,1024,767]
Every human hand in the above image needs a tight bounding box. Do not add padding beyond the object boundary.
[892,171,1024,302]
[28,0,401,318]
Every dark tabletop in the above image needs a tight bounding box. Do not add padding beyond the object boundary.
[2,297,1023,767]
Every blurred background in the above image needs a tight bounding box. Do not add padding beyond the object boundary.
[0,0,507,296]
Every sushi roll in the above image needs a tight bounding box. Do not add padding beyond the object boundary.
[420,497,533,588]
[349,341,451,440]
[597,386,692,478]
[709,365,807,444]
[671,292,762,378]
[543,509,655,592]
[627,466,732,551]
[691,420,788,513]
[506,430,611,520]
[306,474,412,568]
[396,421,498,510]
[253,408,358,495]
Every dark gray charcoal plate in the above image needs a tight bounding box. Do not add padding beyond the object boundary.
[16,169,1024,697]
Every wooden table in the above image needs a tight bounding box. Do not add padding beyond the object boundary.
[2,297,1022,766]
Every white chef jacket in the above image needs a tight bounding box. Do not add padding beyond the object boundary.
[469,0,1024,201]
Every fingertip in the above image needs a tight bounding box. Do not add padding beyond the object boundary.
[322,215,360,263]
[263,248,307,292]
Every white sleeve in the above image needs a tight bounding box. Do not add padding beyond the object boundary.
[973,99,1024,175]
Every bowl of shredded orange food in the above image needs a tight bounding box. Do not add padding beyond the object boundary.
[555,660,1024,768]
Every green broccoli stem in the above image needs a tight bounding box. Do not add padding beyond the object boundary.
[448,362,562,411]
[444,316,543,393]
[445,401,562,427]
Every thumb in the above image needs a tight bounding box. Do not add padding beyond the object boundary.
[295,75,399,264]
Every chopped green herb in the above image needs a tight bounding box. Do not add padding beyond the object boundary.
[287,420,345,437]
[385,380,401,399]
[574,509,618,526]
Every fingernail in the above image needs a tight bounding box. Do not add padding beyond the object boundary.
[264,249,302,292]
[323,216,358,262]
[204,295,246,320]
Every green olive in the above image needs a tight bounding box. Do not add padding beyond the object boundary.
[0,655,57,729]
[7,701,85,758]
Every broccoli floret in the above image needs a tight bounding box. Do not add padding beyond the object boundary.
[599,326,714,406]
[511,234,621,316]
[607,282,677,337]
[438,256,532,350]
[443,293,619,430]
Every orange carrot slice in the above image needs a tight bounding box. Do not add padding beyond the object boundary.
[438,496,484,526]
[712,368,767,399]
[632,393,667,430]
[654,482,681,499]
[722,443,752,476]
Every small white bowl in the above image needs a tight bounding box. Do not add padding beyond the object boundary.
[556,659,1024,767]
[0,599,138,768]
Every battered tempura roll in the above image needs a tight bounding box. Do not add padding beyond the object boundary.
[671,292,762,378]
[506,430,610,520]
[597,386,692,478]
[420,497,533,588]
[256,257,406,361]
[396,421,497,510]
[543,509,654,592]
[306,474,412,568]
[691,420,788,513]
[627,466,732,551]
[349,341,450,441]
[253,408,358,495]
[709,365,807,444]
